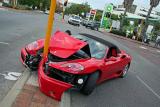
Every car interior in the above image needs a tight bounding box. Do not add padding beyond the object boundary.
[107,47,118,58]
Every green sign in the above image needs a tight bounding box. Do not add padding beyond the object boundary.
[102,17,111,29]
[106,4,113,13]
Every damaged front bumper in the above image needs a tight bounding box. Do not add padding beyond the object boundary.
[20,48,28,66]
[38,60,73,101]
[20,48,41,70]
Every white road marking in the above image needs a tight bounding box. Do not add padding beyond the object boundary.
[139,46,147,50]
[136,76,160,100]
[0,72,22,81]
[0,42,9,45]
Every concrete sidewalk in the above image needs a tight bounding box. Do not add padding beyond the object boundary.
[0,69,71,107]
[11,71,59,107]
[0,69,61,107]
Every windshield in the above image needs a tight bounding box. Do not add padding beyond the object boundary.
[72,35,107,59]
[72,15,80,20]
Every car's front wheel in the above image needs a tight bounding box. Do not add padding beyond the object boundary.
[120,64,130,78]
[81,72,99,95]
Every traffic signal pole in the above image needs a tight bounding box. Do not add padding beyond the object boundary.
[43,0,56,59]
[62,0,68,21]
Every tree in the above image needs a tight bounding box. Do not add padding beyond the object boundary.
[95,10,103,21]
[120,0,134,31]
[65,2,91,17]
[141,0,160,41]
[18,0,50,10]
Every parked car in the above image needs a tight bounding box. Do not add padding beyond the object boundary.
[20,31,132,101]
[68,15,81,26]
[81,19,88,26]
[44,10,49,14]
[85,21,100,31]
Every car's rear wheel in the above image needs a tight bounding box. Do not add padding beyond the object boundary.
[81,72,99,95]
[120,64,130,78]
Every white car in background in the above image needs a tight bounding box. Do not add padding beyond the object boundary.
[44,10,49,14]
[68,15,81,26]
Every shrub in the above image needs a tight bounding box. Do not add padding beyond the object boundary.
[2,2,13,8]
[110,29,126,37]
[15,5,32,10]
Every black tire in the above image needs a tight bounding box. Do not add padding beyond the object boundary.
[81,72,99,95]
[120,64,130,78]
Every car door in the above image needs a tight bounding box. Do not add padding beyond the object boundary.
[101,48,122,81]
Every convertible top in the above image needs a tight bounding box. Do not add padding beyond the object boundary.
[79,33,121,53]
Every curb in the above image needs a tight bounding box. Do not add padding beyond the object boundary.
[0,68,31,107]
[60,91,71,107]
[26,71,71,107]
[102,31,160,50]
[0,6,44,14]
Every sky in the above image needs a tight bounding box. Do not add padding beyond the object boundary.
[68,0,160,12]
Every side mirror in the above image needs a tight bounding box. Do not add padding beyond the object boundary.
[105,57,117,62]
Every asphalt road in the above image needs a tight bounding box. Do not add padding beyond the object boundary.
[69,29,160,107]
[0,9,48,101]
[0,9,160,107]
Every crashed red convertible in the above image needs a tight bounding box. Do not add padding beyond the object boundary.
[20,31,132,101]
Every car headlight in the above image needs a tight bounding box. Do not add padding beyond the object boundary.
[61,63,84,72]
[27,41,38,50]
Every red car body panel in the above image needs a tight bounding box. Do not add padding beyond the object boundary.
[22,31,87,59]
[49,31,87,58]
[26,39,44,55]
[38,59,73,101]
[48,58,102,75]
[20,31,132,101]
[20,47,30,66]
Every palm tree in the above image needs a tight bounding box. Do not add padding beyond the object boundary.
[141,0,160,42]
[120,0,134,30]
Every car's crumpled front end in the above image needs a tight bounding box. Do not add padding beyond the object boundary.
[20,39,44,70]
[37,31,91,101]
[38,57,89,101]
[38,59,73,101]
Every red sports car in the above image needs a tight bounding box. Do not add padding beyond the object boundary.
[20,31,131,101]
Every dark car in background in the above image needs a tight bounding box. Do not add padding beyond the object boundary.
[81,19,88,26]
[85,21,100,31]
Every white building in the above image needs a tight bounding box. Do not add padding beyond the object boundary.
[112,5,160,20]
[135,7,160,19]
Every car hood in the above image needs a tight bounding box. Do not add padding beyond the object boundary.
[48,58,102,74]
[70,18,80,22]
[26,31,88,58]
[49,31,88,58]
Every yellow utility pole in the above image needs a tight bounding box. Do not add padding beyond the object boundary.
[62,0,68,21]
[43,0,56,58]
